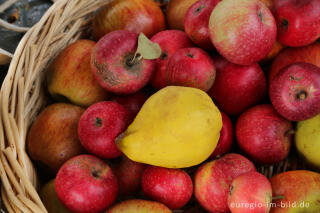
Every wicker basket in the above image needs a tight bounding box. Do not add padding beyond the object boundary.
[0,0,305,212]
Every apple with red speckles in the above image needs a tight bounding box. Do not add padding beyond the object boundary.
[209,0,277,65]
[166,47,216,92]
[141,166,193,210]
[228,171,272,213]
[274,0,320,47]
[210,111,233,159]
[78,101,129,159]
[150,30,193,89]
[91,30,155,94]
[269,62,320,121]
[208,56,267,115]
[184,0,221,50]
[55,155,118,213]
[195,153,256,213]
[236,104,293,165]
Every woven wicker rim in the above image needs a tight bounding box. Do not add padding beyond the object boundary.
[0,0,113,212]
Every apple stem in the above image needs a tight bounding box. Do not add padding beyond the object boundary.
[272,195,285,200]
[127,53,143,66]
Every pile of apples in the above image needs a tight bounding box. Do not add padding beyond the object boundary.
[26,0,320,212]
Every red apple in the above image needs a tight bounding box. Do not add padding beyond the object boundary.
[184,0,221,50]
[91,30,155,94]
[274,0,320,47]
[210,111,233,159]
[269,62,320,121]
[55,155,118,213]
[228,171,272,213]
[78,101,129,159]
[195,153,256,213]
[208,56,267,115]
[113,156,146,196]
[236,104,293,165]
[141,166,193,210]
[150,30,193,89]
[111,91,148,123]
[209,0,277,65]
[269,42,320,81]
[166,47,216,92]
[92,0,165,40]
[166,0,199,30]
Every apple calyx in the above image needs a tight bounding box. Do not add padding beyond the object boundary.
[95,117,103,127]
[281,19,289,29]
[127,33,162,67]
[296,90,307,100]
[91,170,101,178]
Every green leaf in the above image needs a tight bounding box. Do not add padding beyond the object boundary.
[136,33,161,60]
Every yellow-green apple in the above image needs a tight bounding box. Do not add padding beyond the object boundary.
[295,114,320,170]
[209,0,277,65]
[195,153,256,213]
[92,0,165,40]
[210,112,233,159]
[47,40,108,107]
[112,155,146,196]
[274,0,320,47]
[78,101,129,159]
[141,166,193,210]
[91,30,155,94]
[105,199,172,213]
[269,62,320,121]
[269,42,320,81]
[27,103,84,174]
[150,30,193,89]
[55,155,118,213]
[236,104,293,165]
[184,0,221,50]
[40,179,70,213]
[111,91,148,122]
[166,0,199,30]
[228,171,272,213]
[208,56,267,115]
[165,47,216,92]
[270,170,320,213]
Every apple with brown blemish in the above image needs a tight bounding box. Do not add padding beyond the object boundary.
[91,30,156,94]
